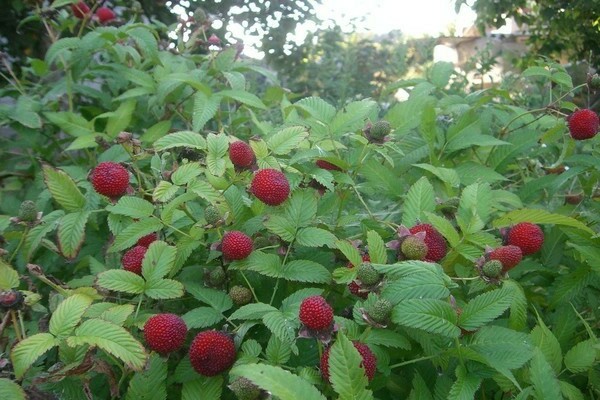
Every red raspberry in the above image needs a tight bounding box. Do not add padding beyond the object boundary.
[122,245,147,275]
[136,233,158,248]
[189,330,236,376]
[568,109,599,140]
[221,231,253,260]
[507,222,544,255]
[90,162,130,197]
[347,254,370,299]
[143,313,187,354]
[488,245,522,272]
[316,159,342,171]
[250,169,290,206]
[71,2,90,19]
[320,341,377,382]
[95,7,116,24]
[229,141,255,168]
[299,296,333,331]
[409,224,447,262]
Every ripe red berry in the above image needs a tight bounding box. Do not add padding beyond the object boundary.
[137,233,158,248]
[189,330,236,376]
[299,296,334,331]
[95,7,116,24]
[143,313,187,354]
[71,2,90,19]
[122,245,147,275]
[229,141,255,168]
[568,109,599,140]
[409,224,447,262]
[250,168,290,206]
[489,245,523,272]
[507,222,544,255]
[221,231,253,260]
[90,162,130,197]
[316,159,342,171]
[320,341,377,382]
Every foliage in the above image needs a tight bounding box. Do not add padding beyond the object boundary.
[1,1,600,399]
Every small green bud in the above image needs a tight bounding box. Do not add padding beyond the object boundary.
[482,260,503,278]
[356,262,380,286]
[229,285,253,306]
[366,298,393,323]
[204,205,221,225]
[369,120,391,139]
[229,377,261,400]
[400,236,428,260]
[18,200,38,222]
[208,266,226,286]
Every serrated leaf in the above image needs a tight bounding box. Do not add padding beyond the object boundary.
[564,339,596,373]
[366,231,387,264]
[531,319,562,374]
[266,335,292,365]
[0,259,20,290]
[329,99,378,135]
[329,332,374,400]
[43,164,86,212]
[57,211,90,259]
[559,381,585,400]
[295,96,336,122]
[447,365,481,400]
[107,196,155,219]
[392,299,460,338]
[154,131,207,151]
[243,251,283,278]
[185,283,233,312]
[142,241,176,283]
[503,279,528,331]
[282,260,331,283]
[296,227,337,248]
[336,240,363,267]
[262,311,297,343]
[144,279,184,299]
[44,111,93,137]
[126,354,167,400]
[229,303,279,320]
[67,318,147,371]
[49,294,93,339]
[25,210,64,260]
[182,307,224,329]
[264,215,296,242]
[0,378,26,400]
[267,126,309,155]
[106,100,136,137]
[11,333,58,378]
[231,364,327,400]
[414,164,460,187]
[153,180,179,202]
[192,92,220,131]
[424,212,460,247]
[529,348,562,400]
[127,27,158,60]
[188,180,224,204]
[493,209,593,235]
[458,286,514,331]
[382,271,450,304]
[220,89,266,109]
[100,304,135,326]
[171,162,202,186]
[468,326,533,372]
[364,329,411,350]
[402,177,435,227]
[110,218,164,252]
[286,190,317,229]
[97,270,145,294]
[206,133,229,176]
[182,376,223,400]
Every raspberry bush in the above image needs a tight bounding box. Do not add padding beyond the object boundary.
[0,2,600,400]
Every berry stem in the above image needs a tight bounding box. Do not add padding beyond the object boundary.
[8,227,29,264]
[239,271,260,303]
[389,354,439,369]
[18,310,27,339]
[270,240,294,305]
[134,294,144,321]
[10,310,23,342]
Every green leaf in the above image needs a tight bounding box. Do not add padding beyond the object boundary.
[559,381,585,400]
[182,376,223,400]
[192,92,220,131]
[206,133,229,176]
[44,111,93,137]
[266,335,292,365]
[493,209,594,235]
[126,354,167,400]
[282,260,331,283]
[171,162,202,186]
[329,99,378,135]
[414,164,460,187]
[424,212,460,247]
[97,270,145,295]
[43,164,86,212]
[100,304,135,326]
[0,378,26,400]
[458,286,514,331]
[285,190,317,229]
[229,303,279,320]
[182,307,224,329]
[110,218,164,252]
[267,126,309,155]
[430,61,455,88]
[107,196,155,219]
[11,333,58,378]
[0,259,20,290]
[141,120,171,143]
[382,270,450,304]
[366,230,387,264]
[262,311,297,343]
[106,100,136,137]
[154,131,207,151]
[49,294,93,339]
[504,279,528,331]
[522,66,551,78]
[220,89,267,109]
[264,215,296,242]
[57,211,90,259]
[328,332,374,400]
[402,177,435,227]
[468,326,533,372]
[296,227,337,248]
[564,339,596,373]
[185,283,233,312]
[447,365,481,400]
[295,96,336,123]
[241,251,283,278]
[25,210,64,260]
[336,240,363,268]
[144,279,184,299]
[531,319,562,374]
[529,348,562,400]
[127,27,158,60]
[230,364,327,400]
[67,318,147,371]
[364,329,411,350]
[46,37,80,65]
[142,241,176,283]
[392,299,460,338]
[153,180,179,202]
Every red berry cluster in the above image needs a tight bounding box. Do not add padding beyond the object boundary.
[71,2,116,24]
[409,223,448,262]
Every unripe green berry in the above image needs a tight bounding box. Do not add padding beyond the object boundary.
[204,205,221,225]
[229,285,253,306]
[400,236,428,260]
[370,120,391,139]
[366,298,393,323]
[229,377,261,400]
[482,260,503,278]
[18,200,38,222]
[356,263,380,286]
[208,266,226,286]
